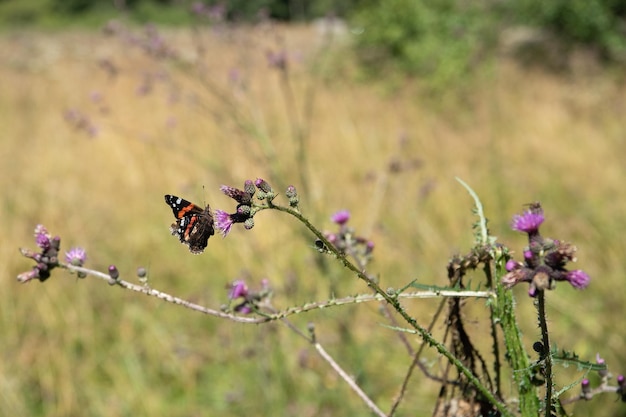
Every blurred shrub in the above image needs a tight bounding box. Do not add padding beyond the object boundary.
[350,0,498,91]
[509,0,626,63]
[350,0,626,87]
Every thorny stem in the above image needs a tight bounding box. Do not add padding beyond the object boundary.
[61,263,491,323]
[484,260,503,398]
[267,202,513,417]
[537,290,554,416]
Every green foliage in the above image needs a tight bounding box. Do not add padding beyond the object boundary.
[350,0,498,92]
[349,0,626,89]
[509,0,626,62]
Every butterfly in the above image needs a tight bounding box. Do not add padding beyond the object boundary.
[164,195,214,254]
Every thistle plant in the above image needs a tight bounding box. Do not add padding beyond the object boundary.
[16,179,624,417]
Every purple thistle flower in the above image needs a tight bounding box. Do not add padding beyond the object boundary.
[255,178,273,193]
[581,378,591,396]
[511,209,545,233]
[220,185,252,204]
[17,269,39,283]
[244,180,256,196]
[229,280,248,299]
[331,210,350,225]
[565,269,590,289]
[34,224,51,249]
[505,259,519,272]
[107,265,119,280]
[215,209,234,237]
[65,247,87,266]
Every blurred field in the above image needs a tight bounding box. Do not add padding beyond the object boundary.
[1,23,626,416]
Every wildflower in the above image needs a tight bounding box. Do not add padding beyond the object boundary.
[18,224,63,283]
[215,209,234,237]
[34,224,51,249]
[502,203,590,296]
[322,209,374,265]
[243,180,256,196]
[227,278,271,315]
[65,247,87,267]
[17,269,39,284]
[220,184,253,204]
[254,178,275,201]
[596,353,608,378]
[505,259,520,272]
[617,375,626,402]
[511,203,544,234]
[229,280,248,299]
[285,185,299,208]
[565,270,590,289]
[331,210,350,225]
[581,379,592,399]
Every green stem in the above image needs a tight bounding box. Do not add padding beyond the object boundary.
[537,290,554,416]
[267,202,514,417]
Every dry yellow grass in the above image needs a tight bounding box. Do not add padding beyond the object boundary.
[1,24,625,416]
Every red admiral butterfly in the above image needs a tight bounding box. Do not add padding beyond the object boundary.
[164,195,215,254]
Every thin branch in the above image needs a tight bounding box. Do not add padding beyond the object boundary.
[310,328,387,417]
[63,263,492,323]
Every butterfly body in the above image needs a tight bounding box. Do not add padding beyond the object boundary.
[164,194,214,254]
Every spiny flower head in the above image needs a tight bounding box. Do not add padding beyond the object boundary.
[502,203,590,296]
[65,247,87,267]
[227,278,271,315]
[220,184,253,204]
[215,209,234,237]
[34,224,52,249]
[331,210,350,226]
[511,203,544,234]
[18,224,62,283]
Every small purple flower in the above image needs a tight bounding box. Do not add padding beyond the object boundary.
[511,209,545,233]
[596,353,608,378]
[254,178,273,193]
[505,259,519,272]
[229,280,248,299]
[286,185,299,207]
[331,210,350,225]
[565,269,590,289]
[17,269,39,283]
[220,185,252,204]
[215,209,234,237]
[108,265,119,280]
[65,247,87,266]
[581,378,591,397]
[244,180,256,196]
[34,224,51,249]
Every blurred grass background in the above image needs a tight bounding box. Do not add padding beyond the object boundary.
[2,16,626,417]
